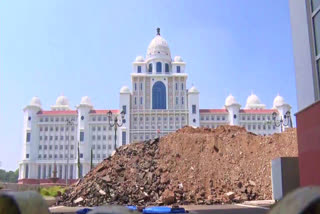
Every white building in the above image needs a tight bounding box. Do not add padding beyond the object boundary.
[18,29,292,182]
[289,0,320,186]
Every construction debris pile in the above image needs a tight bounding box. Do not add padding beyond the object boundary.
[60,125,297,206]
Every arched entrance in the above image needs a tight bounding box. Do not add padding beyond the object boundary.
[152,81,166,109]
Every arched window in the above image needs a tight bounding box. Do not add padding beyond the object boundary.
[148,63,152,73]
[156,62,162,73]
[152,81,166,109]
[165,63,169,73]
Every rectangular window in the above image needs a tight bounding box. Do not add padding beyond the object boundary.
[70,165,73,179]
[181,83,184,90]
[134,97,137,105]
[140,97,143,105]
[26,133,31,142]
[38,165,41,179]
[181,97,184,105]
[140,83,143,90]
[177,66,181,73]
[25,164,29,179]
[134,83,137,91]
[176,83,178,90]
[80,153,83,158]
[26,154,29,158]
[122,105,126,114]
[176,97,178,105]
[122,131,126,146]
[80,132,84,142]
[137,66,141,73]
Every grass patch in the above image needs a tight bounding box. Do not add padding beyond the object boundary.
[39,186,65,197]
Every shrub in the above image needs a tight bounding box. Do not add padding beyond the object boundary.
[39,186,65,197]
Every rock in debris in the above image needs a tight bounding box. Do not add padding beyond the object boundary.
[161,190,175,205]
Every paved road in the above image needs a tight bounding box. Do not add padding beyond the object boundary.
[50,204,270,214]
[185,204,269,214]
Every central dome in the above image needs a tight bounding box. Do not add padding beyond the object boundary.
[146,28,171,60]
[56,95,69,106]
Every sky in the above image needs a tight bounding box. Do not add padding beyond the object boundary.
[0,0,296,171]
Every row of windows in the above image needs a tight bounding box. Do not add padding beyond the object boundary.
[245,124,276,131]
[132,132,169,140]
[38,154,75,159]
[39,135,75,141]
[91,126,112,131]
[39,144,75,150]
[91,116,108,122]
[39,117,76,123]
[40,126,75,132]
[91,135,113,141]
[241,115,271,121]
[201,115,227,121]
[132,125,184,130]
[92,144,113,150]
[133,116,186,122]
[141,63,179,73]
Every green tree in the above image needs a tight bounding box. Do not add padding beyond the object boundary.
[0,169,19,183]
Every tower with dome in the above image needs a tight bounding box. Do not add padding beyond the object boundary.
[18,29,292,183]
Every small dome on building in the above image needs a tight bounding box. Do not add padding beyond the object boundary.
[135,56,144,62]
[225,94,238,106]
[188,86,199,94]
[245,93,266,109]
[174,56,183,62]
[120,86,130,94]
[246,93,261,106]
[80,96,92,106]
[146,28,171,59]
[56,95,69,106]
[30,96,41,107]
[273,94,285,108]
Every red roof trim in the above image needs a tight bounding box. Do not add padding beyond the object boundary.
[200,109,228,113]
[200,109,277,114]
[37,110,78,115]
[239,109,277,113]
[89,109,119,114]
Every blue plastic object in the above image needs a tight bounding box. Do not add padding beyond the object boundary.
[143,207,172,214]
[170,208,186,213]
[76,208,92,214]
[142,206,186,214]
[126,205,138,211]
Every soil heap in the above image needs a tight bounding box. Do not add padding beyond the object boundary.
[60,125,297,206]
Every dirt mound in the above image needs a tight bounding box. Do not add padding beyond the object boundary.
[60,125,297,206]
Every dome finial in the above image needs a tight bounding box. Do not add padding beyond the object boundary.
[157,27,160,35]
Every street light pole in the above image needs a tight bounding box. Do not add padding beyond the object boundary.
[65,118,74,186]
[271,111,291,132]
[107,110,126,151]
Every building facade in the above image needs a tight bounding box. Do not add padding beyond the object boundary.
[289,0,320,186]
[18,29,292,182]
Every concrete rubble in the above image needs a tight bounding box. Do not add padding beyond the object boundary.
[59,125,297,206]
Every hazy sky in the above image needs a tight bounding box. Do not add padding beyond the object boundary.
[0,0,296,171]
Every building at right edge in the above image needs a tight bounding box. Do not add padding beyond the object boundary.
[289,0,320,186]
